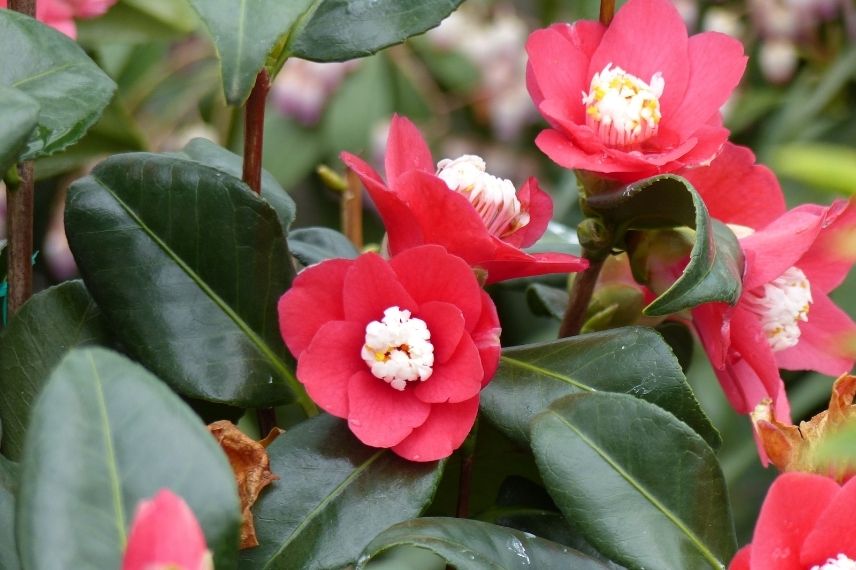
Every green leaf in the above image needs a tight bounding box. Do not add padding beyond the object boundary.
[64,153,302,409]
[0,456,19,570]
[0,281,110,461]
[239,414,444,569]
[356,518,613,569]
[0,10,116,159]
[526,283,568,321]
[531,392,736,570]
[180,137,297,231]
[585,174,743,316]
[187,0,316,104]
[480,327,720,448]
[0,86,39,172]
[289,0,465,63]
[16,347,241,569]
[289,227,360,266]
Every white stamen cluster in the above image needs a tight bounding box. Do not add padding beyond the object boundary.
[361,306,434,391]
[812,554,856,570]
[582,63,665,147]
[744,266,813,352]
[436,155,530,238]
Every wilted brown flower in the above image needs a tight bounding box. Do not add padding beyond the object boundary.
[208,420,282,548]
[752,373,856,483]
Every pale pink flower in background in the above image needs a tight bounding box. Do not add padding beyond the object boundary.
[271,59,359,126]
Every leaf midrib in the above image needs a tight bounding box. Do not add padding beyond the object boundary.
[90,175,299,390]
[263,450,386,568]
[499,355,594,393]
[544,409,723,569]
[88,352,128,549]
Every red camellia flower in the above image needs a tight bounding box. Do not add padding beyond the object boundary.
[122,489,212,570]
[278,245,501,461]
[730,472,856,570]
[526,0,746,181]
[690,153,856,421]
[341,114,587,284]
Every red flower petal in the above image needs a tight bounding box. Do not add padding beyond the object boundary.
[534,128,657,175]
[794,199,856,294]
[341,151,426,253]
[472,289,502,384]
[347,370,431,448]
[741,207,825,291]
[392,396,480,462]
[526,27,591,124]
[296,321,366,417]
[681,143,786,229]
[503,178,554,248]
[729,305,784,409]
[589,0,690,118]
[801,476,856,565]
[122,489,210,570]
[343,252,417,324]
[751,473,839,570]
[278,258,351,357]
[389,243,484,329]
[553,20,605,60]
[728,546,751,570]
[417,301,465,364]
[666,32,747,139]
[384,114,434,186]
[480,252,589,285]
[693,302,731,370]
[774,293,856,376]
[413,334,483,404]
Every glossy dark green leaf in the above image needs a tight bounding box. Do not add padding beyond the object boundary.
[187,0,316,104]
[585,174,743,316]
[180,137,297,230]
[526,283,568,320]
[0,10,116,159]
[0,86,39,172]
[356,518,613,569]
[0,281,110,460]
[290,0,464,63]
[289,227,359,266]
[480,327,719,448]
[65,153,302,408]
[531,392,736,570]
[16,348,241,569]
[655,321,695,373]
[0,455,19,570]
[239,414,443,569]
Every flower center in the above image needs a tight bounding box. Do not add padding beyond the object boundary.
[436,155,530,238]
[582,63,664,148]
[744,266,813,352]
[361,306,434,391]
[811,554,856,570]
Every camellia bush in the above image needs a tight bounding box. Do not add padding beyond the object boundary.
[1,0,856,568]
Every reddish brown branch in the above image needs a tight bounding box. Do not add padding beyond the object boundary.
[7,0,36,316]
[343,170,364,249]
[600,0,615,25]
[242,70,271,195]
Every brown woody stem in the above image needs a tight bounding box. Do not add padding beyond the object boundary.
[558,256,605,338]
[343,170,364,249]
[242,69,270,195]
[241,69,277,430]
[600,0,615,25]
[7,0,36,317]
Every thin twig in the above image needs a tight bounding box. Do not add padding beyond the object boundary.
[558,257,605,338]
[343,170,364,249]
[7,0,36,317]
[600,0,616,25]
